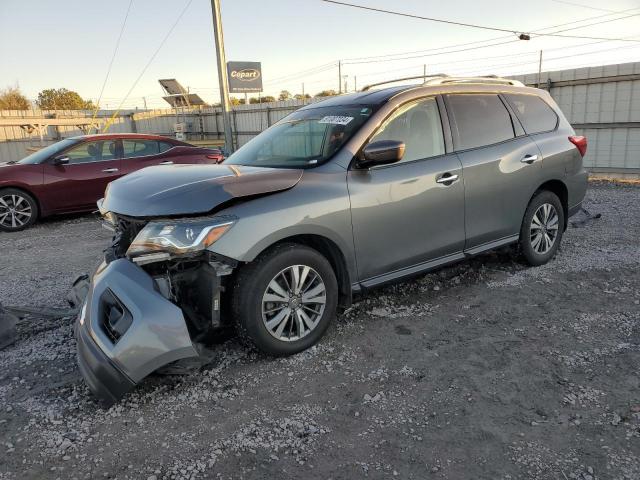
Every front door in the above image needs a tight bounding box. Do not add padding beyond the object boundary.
[348,96,465,283]
[41,139,121,211]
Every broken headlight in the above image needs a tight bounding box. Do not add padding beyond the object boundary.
[126,217,235,261]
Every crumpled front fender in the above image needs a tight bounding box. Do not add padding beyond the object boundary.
[77,259,198,405]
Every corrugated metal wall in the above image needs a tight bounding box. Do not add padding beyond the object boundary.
[2,62,639,172]
[509,62,640,173]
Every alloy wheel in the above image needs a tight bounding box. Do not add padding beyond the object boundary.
[0,194,32,230]
[261,264,327,342]
[530,203,559,254]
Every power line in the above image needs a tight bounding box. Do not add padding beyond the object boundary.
[235,5,639,95]
[263,61,338,85]
[551,0,622,13]
[102,0,194,132]
[90,0,133,125]
[340,6,640,64]
[342,17,640,65]
[347,38,639,85]
[321,0,640,43]
[353,33,640,79]
[449,42,640,76]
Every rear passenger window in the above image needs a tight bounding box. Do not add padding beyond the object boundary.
[504,93,558,134]
[447,94,515,150]
[122,140,160,158]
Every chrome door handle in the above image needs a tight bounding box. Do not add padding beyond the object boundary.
[102,168,119,173]
[159,161,174,165]
[521,154,539,164]
[436,173,459,185]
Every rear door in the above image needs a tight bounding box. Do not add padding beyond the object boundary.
[348,96,465,282]
[41,139,121,211]
[444,93,543,249]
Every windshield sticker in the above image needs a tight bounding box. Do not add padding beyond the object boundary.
[318,116,354,125]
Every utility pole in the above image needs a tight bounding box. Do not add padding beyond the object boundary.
[423,64,427,81]
[354,76,357,92]
[537,50,543,88]
[338,60,342,94]
[343,75,348,94]
[142,96,148,110]
[302,83,305,104]
[210,0,234,153]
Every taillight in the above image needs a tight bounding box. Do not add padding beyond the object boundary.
[206,154,219,159]
[568,136,587,157]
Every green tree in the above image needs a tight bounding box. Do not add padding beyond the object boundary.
[278,90,291,101]
[230,96,246,106]
[314,89,337,97]
[0,86,30,110]
[248,96,276,104]
[294,93,311,100]
[36,88,95,110]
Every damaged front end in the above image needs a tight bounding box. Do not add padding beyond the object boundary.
[76,211,237,407]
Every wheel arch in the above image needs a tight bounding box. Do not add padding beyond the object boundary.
[532,179,568,230]
[253,234,353,309]
[0,185,42,219]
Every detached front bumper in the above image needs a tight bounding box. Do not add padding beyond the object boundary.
[75,259,199,406]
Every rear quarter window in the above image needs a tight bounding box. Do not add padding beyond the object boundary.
[504,93,558,134]
[159,142,174,153]
[446,94,515,151]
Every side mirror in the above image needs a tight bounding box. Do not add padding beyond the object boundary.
[358,140,405,168]
[52,155,70,166]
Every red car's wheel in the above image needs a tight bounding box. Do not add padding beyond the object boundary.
[0,188,39,232]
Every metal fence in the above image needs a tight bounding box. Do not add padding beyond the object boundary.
[510,62,640,174]
[1,62,639,173]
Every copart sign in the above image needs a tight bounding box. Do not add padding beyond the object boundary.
[227,61,263,93]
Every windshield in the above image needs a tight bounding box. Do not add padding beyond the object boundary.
[16,138,79,164]
[225,105,375,168]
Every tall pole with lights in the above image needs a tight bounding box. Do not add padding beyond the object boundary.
[210,0,234,153]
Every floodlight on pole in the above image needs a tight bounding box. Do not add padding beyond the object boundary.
[210,0,234,153]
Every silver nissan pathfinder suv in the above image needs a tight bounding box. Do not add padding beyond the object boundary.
[76,76,588,405]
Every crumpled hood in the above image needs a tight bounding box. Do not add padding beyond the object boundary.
[101,164,303,217]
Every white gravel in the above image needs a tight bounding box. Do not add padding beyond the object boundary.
[0,182,639,479]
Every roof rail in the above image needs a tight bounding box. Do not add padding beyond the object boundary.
[425,76,524,87]
[361,74,449,92]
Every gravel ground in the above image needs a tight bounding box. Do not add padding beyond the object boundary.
[0,182,639,480]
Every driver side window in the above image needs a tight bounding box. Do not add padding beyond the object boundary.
[370,97,445,163]
[65,140,118,164]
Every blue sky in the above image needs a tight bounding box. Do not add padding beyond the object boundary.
[1,0,639,108]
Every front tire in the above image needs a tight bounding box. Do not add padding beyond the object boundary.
[0,188,38,232]
[519,190,564,266]
[231,243,338,356]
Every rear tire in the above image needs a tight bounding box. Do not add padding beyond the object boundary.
[231,243,338,356]
[519,190,564,266]
[0,188,38,232]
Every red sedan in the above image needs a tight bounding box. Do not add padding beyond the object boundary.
[0,134,224,231]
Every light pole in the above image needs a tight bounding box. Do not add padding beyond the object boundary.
[210,0,234,153]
